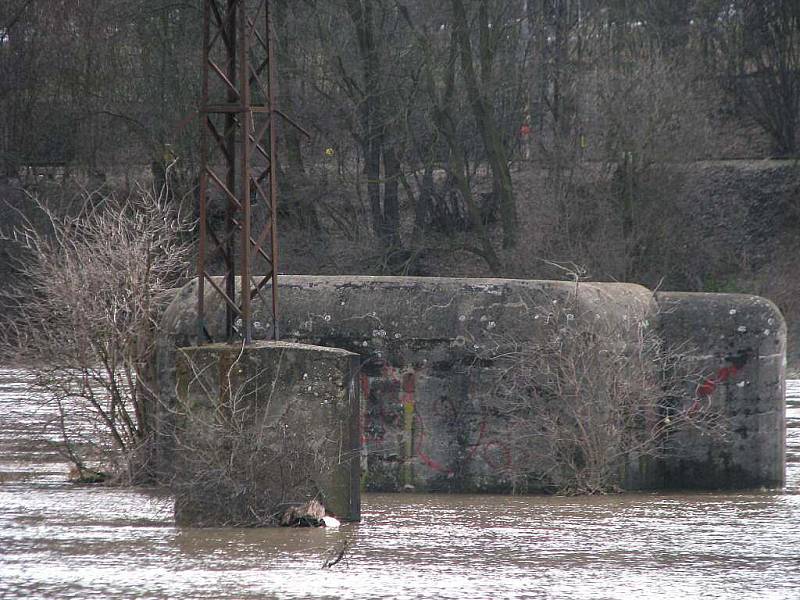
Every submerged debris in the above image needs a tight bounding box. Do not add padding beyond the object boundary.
[277,500,339,527]
[68,466,109,485]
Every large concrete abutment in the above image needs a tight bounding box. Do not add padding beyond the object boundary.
[155,276,786,492]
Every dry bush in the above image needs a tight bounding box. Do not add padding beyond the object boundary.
[480,292,726,495]
[0,171,193,482]
[172,354,343,527]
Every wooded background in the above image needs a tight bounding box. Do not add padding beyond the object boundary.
[1,1,799,336]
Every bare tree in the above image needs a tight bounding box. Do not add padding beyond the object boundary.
[330,0,405,253]
[594,50,711,282]
[478,291,726,494]
[0,170,193,482]
[401,4,503,270]
[450,0,519,249]
[0,0,200,185]
[715,0,800,156]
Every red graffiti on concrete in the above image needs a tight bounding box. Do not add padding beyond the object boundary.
[397,370,452,473]
[361,363,510,478]
[689,350,750,415]
[696,365,739,398]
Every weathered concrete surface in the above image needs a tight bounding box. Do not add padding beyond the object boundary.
[656,292,786,488]
[156,275,787,492]
[173,341,360,525]
[158,276,655,492]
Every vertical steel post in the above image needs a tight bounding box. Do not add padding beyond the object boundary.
[266,0,280,341]
[238,0,252,344]
[224,0,237,340]
[197,0,210,343]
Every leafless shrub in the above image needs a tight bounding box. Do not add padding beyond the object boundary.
[0,169,194,482]
[479,292,726,495]
[172,351,345,527]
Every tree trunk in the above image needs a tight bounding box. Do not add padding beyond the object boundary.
[346,0,403,249]
[381,145,401,248]
[451,0,518,249]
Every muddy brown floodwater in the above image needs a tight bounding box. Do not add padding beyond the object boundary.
[1,368,799,599]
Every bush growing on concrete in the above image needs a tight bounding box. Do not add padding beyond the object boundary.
[480,293,726,495]
[0,172,193,482]
[172,352,343,527]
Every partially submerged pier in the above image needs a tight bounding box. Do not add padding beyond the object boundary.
[155,276,785,510]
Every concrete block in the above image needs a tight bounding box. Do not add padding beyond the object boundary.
[656,292,786,488]
[173,341,360,526]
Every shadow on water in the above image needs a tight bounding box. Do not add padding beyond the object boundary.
[1,369,799,599]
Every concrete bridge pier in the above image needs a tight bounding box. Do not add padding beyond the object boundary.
[173,341,361,526]
[656,292,786,488]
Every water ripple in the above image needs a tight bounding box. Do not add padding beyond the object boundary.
[0,370,798,599]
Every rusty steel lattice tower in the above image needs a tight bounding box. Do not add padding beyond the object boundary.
[198,0,298,344]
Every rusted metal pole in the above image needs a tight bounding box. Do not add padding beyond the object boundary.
[224,0,237,341]
[238,0,252,344]
[197,0,210,343]
[266,0,280,341]
[197,0,289,345]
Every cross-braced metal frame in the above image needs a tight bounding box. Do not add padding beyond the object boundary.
[198,0,285,344]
